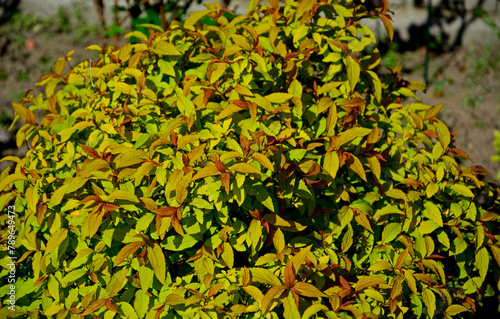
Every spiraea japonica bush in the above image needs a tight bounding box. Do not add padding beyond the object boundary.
[1,0,500,318]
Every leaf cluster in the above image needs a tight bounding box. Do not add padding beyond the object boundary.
[1,0,500,318]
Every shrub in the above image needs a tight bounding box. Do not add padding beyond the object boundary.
[1,0,500,318]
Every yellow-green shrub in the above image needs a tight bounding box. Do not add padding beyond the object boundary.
[1,0,500,318]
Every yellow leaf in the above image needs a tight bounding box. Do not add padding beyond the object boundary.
[106,267,129,298]
[366,155,381,180]
[147,243,166,284]
[385,189,408,201]
[336,127,372,149]
[234,84,254,96]
[251,152,274,171]
[355,276,385,292]
[45,228,68,255]
[210,63,227,83]
[114,241,144,267]
[153,41,181,56]
[294,282,327,297]
[403,269,418,294]
[368,260,393,272]
[264,92,294,104]
[230,163,261,175]
[177,134,201,150]
[216,103,243,122]
[192,165,221,180]
[346,55,360,92]
[0,173,27,191]
[184,9,215,29]
[323,151,339,178]
[114,82,137,97]
[250,268,282,286]
[445,305,468,315]
[222,242,234,268]
[124,31,149,42]
[347,154,366,181]
[108,189,139,203]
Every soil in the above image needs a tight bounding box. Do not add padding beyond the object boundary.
[0,11,499,182]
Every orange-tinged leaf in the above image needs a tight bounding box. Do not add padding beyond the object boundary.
[395,248,409,269]
[81,298,107,316]
[177,134,201,150]
[284,260,295,288]
[229,163,261,175]
[293,282,327,297]
[216,103,243,122]
[192,165,221,180]
[113,241,144,267]
[242,267,251,287]
[262,285,286,313]
[207,281,225,299]
[106,267,128,297]
[379,14,394,41]
[355,276,385,292]
[354,211,374,233]
[235,84,254,96]
[425,103,443,120]
[220,172,231,194]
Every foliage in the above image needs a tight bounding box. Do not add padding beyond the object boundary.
[493,130,500,181]
[1,0,500,318]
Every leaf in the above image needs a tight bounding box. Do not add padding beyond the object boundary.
[153,41,182,56]
[445,305,468,315]
[114,241,144,266]
[425,103,443,120]
[347,154,366,181]
[434,119,450,152]
[230,163,261,175]
[385,189,408,201]
[235,84,254,96]
[106,267,128,297]
[262,285,287,313]
[336,127,372,149]
[403,270,418,294]
[323,151,339,178]
[355,276,385,292]
[250,268,282,286]
[422,288,436,318]
[424,202,443,227]
[395,247,409,269]
[475,247,489,280]
[108,189,139,203]
[184,9,214,29]
[252,152,274,171]
[346,55,360,92]
[192,165,221,180]
[301,304,329,319]
[45,228,68,255]
[284,260,295,288]
[291,245,312,271]
[366,154,381,180]
[450,184,474,198]
[81,298,107,316]
[368,260,393,272]
[265,92,294,104]
[379,14,394,41]
[147,243,166,284]
[283,293,301,319]
[222,242,234,268]
[262,214,307,232]
[294,282,326,297]
[211,63,227,83]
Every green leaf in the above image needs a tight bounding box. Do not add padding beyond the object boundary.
[475,247,489,280]
[424,202,443,227]
[450,184,474,198]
